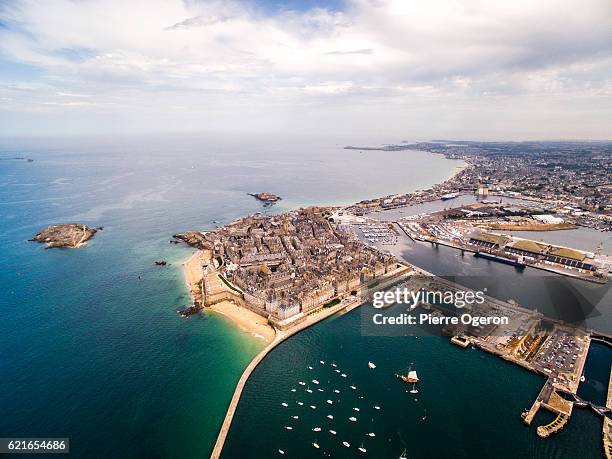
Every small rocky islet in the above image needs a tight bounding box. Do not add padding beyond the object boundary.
[30,224,97,248]
[248,192,281,205]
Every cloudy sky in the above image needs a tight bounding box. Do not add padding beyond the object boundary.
[0,0,611,140]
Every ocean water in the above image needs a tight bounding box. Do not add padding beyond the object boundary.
[0,136,463,458]
[223,309,607,459]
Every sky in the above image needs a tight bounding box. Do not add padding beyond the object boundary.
[0,0,611,140]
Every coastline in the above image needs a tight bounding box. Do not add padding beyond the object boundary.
[446,161,470,181]
[208,301,276,343]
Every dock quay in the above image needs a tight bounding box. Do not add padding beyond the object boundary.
[604,367,612,459]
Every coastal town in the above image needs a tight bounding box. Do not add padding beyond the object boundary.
[172,140,611,458]
[175,206,407,329]
[347,140,611,232]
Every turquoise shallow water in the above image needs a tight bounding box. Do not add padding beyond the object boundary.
[0,136,465,457]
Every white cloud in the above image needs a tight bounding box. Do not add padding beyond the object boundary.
[0,0,611,138]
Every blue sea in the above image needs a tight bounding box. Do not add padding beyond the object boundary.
[0,135,609,458]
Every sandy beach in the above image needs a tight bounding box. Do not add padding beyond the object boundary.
[208,301,276,343]
[447,161,470,181]
[183,249,210,287]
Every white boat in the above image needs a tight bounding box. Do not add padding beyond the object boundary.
[358,443,367,453]
[335,369,341,373]
[331,363,337,367]
[367,432,375,437]
[410,383,418,394]
[308,366,313,370]
[580,375,586,382]
[334,389,340,393]
[349,416,357,422]
[299,381,306,386]
[313,427,321,432]
[317,388,324,392]
[291,389,296,392]
[278,449,285,455]
[400,448,408,458]
[313,442,320,449]
[343,441,351,448]
[350,385,357,390]
[292,415,299,419]
[297,402,303,406]
[306,389,313,393]
[281,403,288,407]
[312,380,319,384]
[284,426,292,430]
[320,360,325,364]
[368,361,376,369]
[341,373,347,378]
[329,430,337,435]
[326,400,333,404]
[310,405,316,409]
[374,405,381,410]
[327,415,334,420]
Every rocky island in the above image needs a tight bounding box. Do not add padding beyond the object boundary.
[31,224,97,248]
[247,192,281,205]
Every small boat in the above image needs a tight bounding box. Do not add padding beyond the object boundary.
[334,389,340,394]
[327,415,334,420]
[320,360,325,364]
[281,403,288,407]
[343,441,350,448]
[306,389,313,394]
[367,432,375,437]
[312,380,320,385]
[400,448,408,458]
[350,385,357,390]
[396,366,419,384]
[329,430,337,435]
[326,400,333,404]
[335,369,341,373]
[310,405,316,410]
[368,361,376,369]
[331,363,337,368]
[313,427,321,432]
[317,388,324,392]
[313,442,320,449]
[278,449,285,455]
[297,402,304,406]
[291,389,296,392]
[358,443,367,453]
[308,366,313,370]
[410,383,418,394]
[341,374,347,378]
[299,381,306,386]
[292,415,299,419]
[349,416,357,422]
[285,426,293,430]
[353,407,360,412]
[374,405,381,410]
[580,375,586,382]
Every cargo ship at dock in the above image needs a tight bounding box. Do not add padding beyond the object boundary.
[474,251,526,268]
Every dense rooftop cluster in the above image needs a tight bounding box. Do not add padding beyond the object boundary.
[201,207,399,320]
[347,141,612,230]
